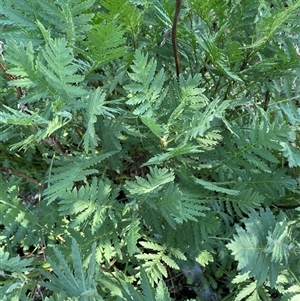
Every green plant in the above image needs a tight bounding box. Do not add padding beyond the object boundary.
[0,0,300,300]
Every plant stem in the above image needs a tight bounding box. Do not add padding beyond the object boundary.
[0,60,23,98]
[172,0,183,79]
[0,167,44,188]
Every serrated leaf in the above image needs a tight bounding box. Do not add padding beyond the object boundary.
[140,267,155,301]
[194,177,240,196]
[125,50,167,117]
[227,208,292,287]
[140,116,163,138]
[235,282,256,301]
[82,22,126,72]
[0,249,33,273]
[125,167,175,196]
[196,250,214,267]
[122,215,141,256]
[40,238,102,299]
[83,88,120,153]
[143,144,202,166]
[282,143,300,167]
[155,280,172,301]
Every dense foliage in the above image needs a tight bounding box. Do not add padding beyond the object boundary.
[0,0,300,300]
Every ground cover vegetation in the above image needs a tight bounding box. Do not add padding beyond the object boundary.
[0,0,300,300]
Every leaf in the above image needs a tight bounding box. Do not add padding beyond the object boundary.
[221,186,265,218]
[121,215,142,256]
[59,177,119,234]
[140,267,155,301]
[235,282,256,301]
[71,238,86,290]
[83,88,121,153]
[6,38,86,104]
[125,50,167,117]
[152,183,183,228]
[247,169,296,200]
[178,98,230,142]
[143,144,203,166]
[44,152,116,204]
[99,0,143,32]
[39,38,86,98]
[196,250,214,267]
[195,35,242,81]
[140,116,164,139]
[281,285,300,301]
[193,177,240,196]
[0,0,42,44]
[136,240,185,284]
[125,167,175,196]
[221,118,291,173]
[244,1,300,49]
[227,208,292,287]
[282,142,300,168]
[175,195,208,223]
[265,221,292,265]
[40,239,102,300]
[82,22,127,72]
[0,249,33,274]
[155,280,172,301]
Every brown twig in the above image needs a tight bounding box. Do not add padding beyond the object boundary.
[0,167,44,188]
[264,89,270,111]
[0,60,23,98]
[172,0,183,79]
[275,203,300,210]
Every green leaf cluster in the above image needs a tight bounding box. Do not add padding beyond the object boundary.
[0,0,300,300]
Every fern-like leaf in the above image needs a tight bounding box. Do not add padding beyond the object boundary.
[120,214,141,256]
[125,166,175,195]
[281,285,300,301]
[0,249,33,274]
[1,0,94,44]
[245,1,300,49]
[44,151,115,203]
[97,267,172,301]
[246,169,296,201]
[140,116,165,139]
[0,105,71,150]
[0,0,42,45]
[99,0,143,33]
[59,177,119,235]
[221,118,290,173]
[83,88,121,153]
[227,208,293,287]
[136,240,186,284]
[0,248,34,300]
[220,186,266,218]
[195,35,242,81]
[81,22,127,73]
[152,183,183,228]
[182,98,230,141]
[125,167,206,227]
[140,267,156,301]
[143,144,203,166]
[38,0,95,42]
[155,280,173,301]
[39,38,86,99]
[40,239,102,300]
[193,177,240,196]
[282,142,300,168]
[6,38,86,104]
[234,282,272,301]
[125,50,167,117]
